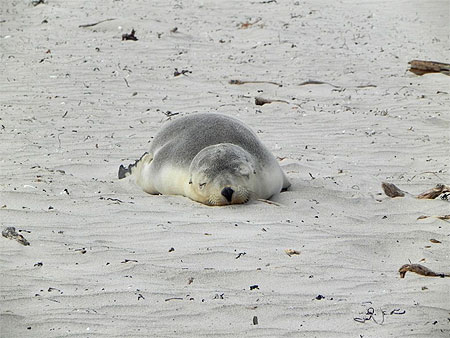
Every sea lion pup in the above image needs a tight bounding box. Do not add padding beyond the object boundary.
[118,113,290,205]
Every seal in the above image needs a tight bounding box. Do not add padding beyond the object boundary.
[118,113,290,205]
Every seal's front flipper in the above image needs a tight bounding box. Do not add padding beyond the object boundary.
[118,152,152,179]
[281,171,291,192]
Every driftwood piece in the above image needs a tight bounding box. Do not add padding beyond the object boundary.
[399,264,449,278]
[408,60,450,76]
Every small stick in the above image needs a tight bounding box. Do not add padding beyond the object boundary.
[79,18,116,28]
[399,264,449,278]
[257,198,281,206]
[229,79,282,87]
[298,80,340,88]
[255,97,289,106]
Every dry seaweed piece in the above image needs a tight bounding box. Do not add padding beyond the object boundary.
[285,249,300,256]
[398,264,449,278]
[2,227,30,246]
[174,68,192,77]
[418,214,450,221]
[417,184,450,199]
[239,18,262,29]
[298,80,340,88]
[79,18,116,28]
[381,182,450,199]
[122,29,138,41]
[381,182,406,198]
[255,97,289,106]
[408,60,450,76]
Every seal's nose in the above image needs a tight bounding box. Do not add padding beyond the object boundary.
[221,187,234,202]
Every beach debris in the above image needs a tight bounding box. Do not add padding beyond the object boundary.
[165,297,183,301]
[229,79,282,87]
[174,68,192,77]
[122,29,138,41]
[78,18,116,28]
[408,60,450,76]
[239,18,262,29]
[252,316,258,325]
[2,227,30,246]
[298,80,340,88]
[354,306,405,324]
[249,284,259,290]
[31,0,45,6]
[121,259,138,263]
[417,184,450,199]
[235,252,246,259]
[255,96,289,106]
[382,182,450,199]
[285,249,300,257]
[256,198,281,206]
[187,277,194,285]
[417,214,450,221]
[170,27,178,33]
[381,182,405,197]
[34,262,43,267]
[74,248,87,254]
[398,264,449,278]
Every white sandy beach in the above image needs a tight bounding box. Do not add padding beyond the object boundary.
[1,0,449,337]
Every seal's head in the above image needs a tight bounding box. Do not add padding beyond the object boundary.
[187,143,258,206]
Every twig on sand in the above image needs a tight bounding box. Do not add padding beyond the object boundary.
[255,96,289,106]
[229,79,282,87]
[2,227,30,246]
[257,198,281,206]
[408,60,450,76]
[399,264,449,278]
[239,18,262,29]
[78,18,116,28]
[298,80,341,88]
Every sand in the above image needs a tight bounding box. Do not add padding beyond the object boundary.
[1,0,449,337]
